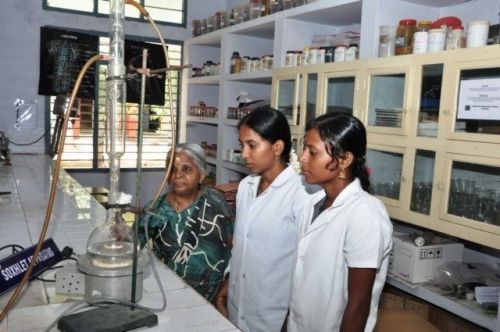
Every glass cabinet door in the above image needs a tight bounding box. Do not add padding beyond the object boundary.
[273,71,300,126]
[448,62,500,144]
[323,72,358,116]
[410,149,436,215]
[417,64,443,138]
[304,73,318,127]
[366,146,404,205]
[446,157,500,230]
[366,68,409,133]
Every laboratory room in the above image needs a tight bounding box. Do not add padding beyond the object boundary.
[1,0,500,331]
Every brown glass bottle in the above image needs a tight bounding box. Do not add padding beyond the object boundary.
[230,52,241,73]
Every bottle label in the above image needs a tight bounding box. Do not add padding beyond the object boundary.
[394,36,405,48]
[379,35,391,44]
[413,31,428,54]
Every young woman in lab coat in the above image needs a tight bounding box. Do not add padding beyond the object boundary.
[288,113,393,332]
[215,107,313,332]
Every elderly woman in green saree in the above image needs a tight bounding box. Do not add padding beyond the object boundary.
[137,143,234,302]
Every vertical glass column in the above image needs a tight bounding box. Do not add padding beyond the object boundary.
[106,0,126,219]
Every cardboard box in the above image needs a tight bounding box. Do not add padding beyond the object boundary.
[404,296,430,320]
[379,292,405,309]
[429,306,487,332]
[446,317,487,332]
[390,235,464,283]
[375,309,440,332]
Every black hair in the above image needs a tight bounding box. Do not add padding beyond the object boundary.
[238,106,292,163]
[306,112,370,192]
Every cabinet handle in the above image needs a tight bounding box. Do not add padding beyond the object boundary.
[401,176,406,183]
[442,109,451,115]
[436,182,444,191]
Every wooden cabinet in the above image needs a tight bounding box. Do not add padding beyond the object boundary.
[345,46,500,249]
[292,48,500,329]
[180,1,500,328]
[274,44,500,249]
[181,0,500,248]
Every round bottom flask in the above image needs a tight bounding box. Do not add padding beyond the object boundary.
[78,220,148,302]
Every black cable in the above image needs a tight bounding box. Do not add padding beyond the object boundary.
[35,277,56,282]
[0,244,25,255]
[47,265,64,271]
[7,125,52,146]
[32,256,78,282]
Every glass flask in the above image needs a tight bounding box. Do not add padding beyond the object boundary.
[86,213,135,268]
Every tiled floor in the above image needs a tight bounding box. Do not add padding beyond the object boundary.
[0,155,239,332]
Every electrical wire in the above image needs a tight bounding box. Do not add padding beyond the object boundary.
[1,0,179,324]
[44,300,89,332]
[35,277,56,282]
[126,0,177,307]
[7,120,54,146]
[0,244,25,254]
[0,54,106,323]
[43,249,167,332]
[135,1,177,206]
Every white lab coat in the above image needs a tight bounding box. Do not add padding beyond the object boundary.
[228,166,313,332]
[288,179,393,332]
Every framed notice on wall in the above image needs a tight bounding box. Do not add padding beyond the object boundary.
[38,27,99,99]
[125,40,166,106]
[457,77,500,121]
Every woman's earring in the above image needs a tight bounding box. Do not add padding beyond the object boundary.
[338,168,347,180]
[274,154,279,160]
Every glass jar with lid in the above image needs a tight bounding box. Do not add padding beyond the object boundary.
[334,44,348,62]
[345,43,358,61]
[379,25,396,57]
[412,20,432,54]
[395,19,417,55]
[446,26,466,50]
[192,19,202,37]
[285,50,295,67]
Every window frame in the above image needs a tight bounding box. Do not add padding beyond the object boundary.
[44,27,183,171]
[43,0,187,28]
